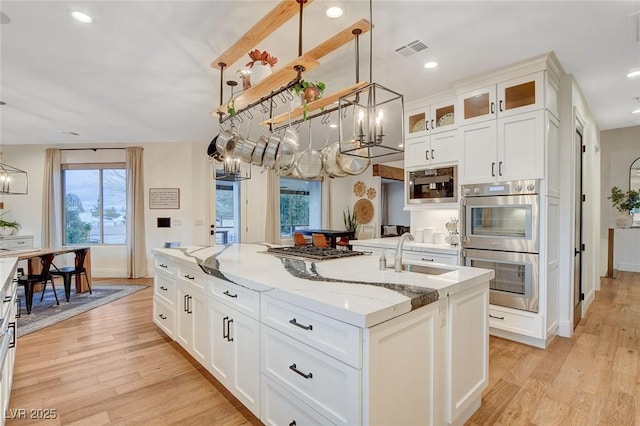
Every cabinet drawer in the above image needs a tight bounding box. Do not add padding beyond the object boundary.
[155,256,176,276]
[261,295,361,368]
[261,326,360,426]
[0,236,33,249]
[177,264,206,291]
[211,277,260,320]
[261,376,334,426]
[154,273,176,305]
[404,251,458,266]
[489,305,543,338]
[153,297,175,338]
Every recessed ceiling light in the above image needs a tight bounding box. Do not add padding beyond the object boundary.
[330,123,338,128]
[398,144,404,148]
[424,61,439,69]
[71,11,92,23]
[627,70,640,78]
[632,108,640,114]
[326,6,344,19]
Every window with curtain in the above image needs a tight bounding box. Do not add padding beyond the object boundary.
[280,177,322,238]
[61,162,127,244]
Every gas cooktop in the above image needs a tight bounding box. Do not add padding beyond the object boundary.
[266,246,366,260]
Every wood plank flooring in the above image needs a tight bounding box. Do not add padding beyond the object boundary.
[6,273,640,425]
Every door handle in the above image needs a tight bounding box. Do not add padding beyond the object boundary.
[431,149,434,160]
[490,102,495,114]
[499,100,504,112]
[425,150,430,160]
[498,161,503,176]
[491,162,496,177]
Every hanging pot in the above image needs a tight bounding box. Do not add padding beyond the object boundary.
[216,130,237,158]
[207,135,224,162]
[294,121,323,179]
[322,142,348,178]
[336,139,371,175]
[239,137,257,163]
[263,134,281,170]
[251,135,269,167]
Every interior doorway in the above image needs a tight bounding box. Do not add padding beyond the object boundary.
[208,163,242,245]
[573,125,585,328]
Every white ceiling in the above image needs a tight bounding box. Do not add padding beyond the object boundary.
[1,0,640,149]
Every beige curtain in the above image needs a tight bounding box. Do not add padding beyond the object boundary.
[126,147,148,278]
[42,148,62,247]
[264,169,281,244]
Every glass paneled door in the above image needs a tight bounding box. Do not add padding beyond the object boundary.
[208,163,242,245]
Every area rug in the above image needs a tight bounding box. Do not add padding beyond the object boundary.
[16,284,147,337]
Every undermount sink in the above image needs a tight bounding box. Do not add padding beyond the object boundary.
[390,263,458,275]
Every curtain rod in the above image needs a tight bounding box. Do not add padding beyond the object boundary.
[60,148,126,152]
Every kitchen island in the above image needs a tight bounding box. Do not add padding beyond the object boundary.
[152,243,493,426]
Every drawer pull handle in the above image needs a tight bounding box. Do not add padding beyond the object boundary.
[158,314,167,320]
[289,318,313,331]
[223,290,238,298]
[159,264,168,268]
[223,316,234,342]
[289,422,296,426]
[184,274,195,280]
[489,314,505,320]
[159,286,168,291]
[421,258,434,262]
[3,296,11,302]
[289,363,313,379]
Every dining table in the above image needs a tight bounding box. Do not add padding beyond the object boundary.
[296,229,355,248]
[0,246,92,293]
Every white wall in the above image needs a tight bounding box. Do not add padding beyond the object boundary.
[557,74,600,338]
[0,141,209,278]
[599,125,640,272]
[329,167,381,238]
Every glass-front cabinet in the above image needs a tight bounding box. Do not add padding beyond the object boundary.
[457,72,544,125]
[406,98,456,139]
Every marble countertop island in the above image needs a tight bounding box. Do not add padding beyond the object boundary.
[153,243,492,328]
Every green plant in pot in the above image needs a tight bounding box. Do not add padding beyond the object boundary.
[343,206,359,234]
[609,186,640,228]
[0,211,21,236]
[292,80,326,120]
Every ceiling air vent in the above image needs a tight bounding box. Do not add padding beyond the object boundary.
[395,40,428,57]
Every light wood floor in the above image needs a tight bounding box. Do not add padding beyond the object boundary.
[6,274,640,425]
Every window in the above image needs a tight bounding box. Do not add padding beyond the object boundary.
[280,177,322,238]
[62,163,127,244]
[215,181,241,243]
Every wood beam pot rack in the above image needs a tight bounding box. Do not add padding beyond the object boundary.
[211,0,371,129]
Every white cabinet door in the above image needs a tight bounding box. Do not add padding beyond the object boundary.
[404,138,430,168]
[406,107,429,139]
[190,290,209,365]
[445,283,489,424]
[496,72,544,118]
[210,300,260,416]
[176,283,192,350]
[457,85,497,126]
[176,281,208,365]
[429,130,460,166]
[460,120,497,184]
[429,99,456,134]
[497,110,544,182]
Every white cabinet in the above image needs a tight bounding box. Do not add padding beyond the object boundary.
[457,72,545,126]
[0,261,18,425]
[403,250,459,266]
[460,110,545,184]
[0,234,33,249]
[209,299,261,416]
[443,282,489,423]
[176,280,209,365]
[405,99,459,169]
[153,256,177,338]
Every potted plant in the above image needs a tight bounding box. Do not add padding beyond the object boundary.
[343,206,359,234]
[291,79,326,120]
[245,49,278,86]
[609,186,640,228]
[0,211,21,236]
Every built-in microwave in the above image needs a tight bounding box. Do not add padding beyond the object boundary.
[406,165,458,204]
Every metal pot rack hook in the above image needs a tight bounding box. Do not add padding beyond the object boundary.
[321,111,331,125]
[244,109,254,121]
[285,89,295,102]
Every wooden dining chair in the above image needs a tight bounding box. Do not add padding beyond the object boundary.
[336,236,350,250]
[17,253,59,314]
[293,232,311,247]
[50,247,92,302]
[311,233,330,248]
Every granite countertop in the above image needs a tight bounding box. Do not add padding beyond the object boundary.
[153,243,492,328]
[350,237,461,255]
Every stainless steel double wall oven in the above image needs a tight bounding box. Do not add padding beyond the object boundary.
[460,180,540,313]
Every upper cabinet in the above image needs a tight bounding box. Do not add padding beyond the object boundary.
[457,72,546,126]
[406,98,457,139]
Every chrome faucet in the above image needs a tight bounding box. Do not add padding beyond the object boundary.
[394,232,415,272]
